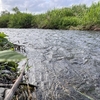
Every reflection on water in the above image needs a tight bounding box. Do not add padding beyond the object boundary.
[0,28,100,100]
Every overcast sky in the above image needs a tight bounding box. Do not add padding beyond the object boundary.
[0,0,99,14]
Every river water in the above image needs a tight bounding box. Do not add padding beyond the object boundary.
[0,28,100,100]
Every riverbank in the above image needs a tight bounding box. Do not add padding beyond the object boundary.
[0,32,36,100]
[69,24,100,31]
[0,2,100,31]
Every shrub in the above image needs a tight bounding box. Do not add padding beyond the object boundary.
[59,17,80,29]
[0,15,10,28]
[8,13,33,28]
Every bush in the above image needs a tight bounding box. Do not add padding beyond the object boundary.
[59,17,80,29]
[82,2,100,25]
[8,13,33,28]
[0,15,10,28]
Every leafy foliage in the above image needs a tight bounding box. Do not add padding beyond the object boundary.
[12,7,20,13]
[0,15,10,28]
[0,32,26,86]
[0,32,14,50]
[0,2,100,30]
[59,17,80,29]
[0,50,26,62]
[0,32,26,62]
[72,4,88,17]
[0,61,18,72]
[0,32,7,38]
[82,2,100,25]
[8,13,33,28]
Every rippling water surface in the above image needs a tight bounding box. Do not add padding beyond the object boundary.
[0,28,100,100]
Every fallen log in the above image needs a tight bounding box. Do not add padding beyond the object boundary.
[4,60,27,100]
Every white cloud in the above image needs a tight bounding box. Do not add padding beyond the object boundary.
[1,0,100,14]
[0,0,3,12]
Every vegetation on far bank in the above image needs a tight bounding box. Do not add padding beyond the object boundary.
[0,2,100,30]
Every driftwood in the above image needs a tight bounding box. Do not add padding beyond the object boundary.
[0,83,37,89]
[4,60,27,100]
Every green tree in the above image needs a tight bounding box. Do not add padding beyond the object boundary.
[72,4,88,17]
[12,7,20,13]
[1,10,10,16]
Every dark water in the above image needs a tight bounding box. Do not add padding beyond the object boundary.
[0,28,100,100]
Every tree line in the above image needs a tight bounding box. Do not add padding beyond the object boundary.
[0,2,100,30]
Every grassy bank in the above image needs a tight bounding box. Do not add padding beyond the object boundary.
[0,2,100,30]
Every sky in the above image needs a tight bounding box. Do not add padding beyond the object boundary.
[0,0,99,14]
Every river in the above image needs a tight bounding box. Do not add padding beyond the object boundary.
[0,28,100,100]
